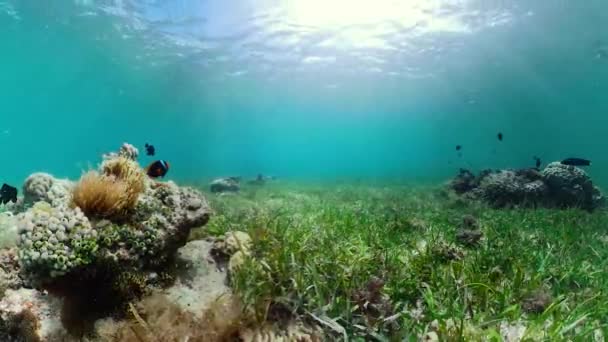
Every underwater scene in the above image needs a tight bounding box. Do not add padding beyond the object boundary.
[1,0,608,341]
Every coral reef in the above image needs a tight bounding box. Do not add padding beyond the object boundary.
[23,173,72,207]
[541,162,598,209]
[450,163,604,210]
[0,212,18,249]
[210,177,240,193]
[17,204,96,282]
[102,142,139,161]
[1,144,212,339]
[0,248,22,300]
[18,157,210,287]
[91,238,321,342]
[450,168,479,194]
[71,157,146,220]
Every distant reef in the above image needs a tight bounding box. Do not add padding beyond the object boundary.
[449,162,605,211]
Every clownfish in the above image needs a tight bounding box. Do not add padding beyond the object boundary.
[146,160,170,178]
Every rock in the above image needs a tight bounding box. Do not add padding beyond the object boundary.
[456,229,483,247]
[228,250,247,275]
[210,178,240,193]
[542,162,597,210]
[449,162,604,210]
[0,212,18,249]
[0,288,67,341]
[0,248,22,290]
[592,186,605,207]
[102,142,139,161]
[221,231,252,255]
[211,231,252,268]
[478,171,527,208]
[17,205,95,284]
[23,173,54,204]
[450,169,478,194]
[461,215,479,229]
[22,173,72,207]
[164,240,230,319]
[521,290,552,314]
[17,174,211,287]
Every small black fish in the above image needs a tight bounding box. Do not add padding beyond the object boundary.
[145,143,155,156]
[497,132,503,141]
[0,183,17,204]
[561,158,591,166]
[456,145,462,151]
[533,156,541,169]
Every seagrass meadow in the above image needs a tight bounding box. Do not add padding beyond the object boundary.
[2,0,608,341]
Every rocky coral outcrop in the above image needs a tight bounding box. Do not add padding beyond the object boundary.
[541,162,599,209]
[0,144,213,340]
[164,239,230,318]
[102,142,139,161]
[23,173,72,207]
[17,169,211,288]
[450,163,604,211]
[0,248,22,292]
[17,203,96,283]
[0,288,67,341]
[211,231,253,276]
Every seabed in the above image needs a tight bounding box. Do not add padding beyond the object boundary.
[1,163,607,341]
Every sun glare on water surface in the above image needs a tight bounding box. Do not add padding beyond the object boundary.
[285,0,453,29]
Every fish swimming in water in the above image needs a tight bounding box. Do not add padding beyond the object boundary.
[145,143,155,156]
[0,183,17,204]
[561,158,591,166]
[497,132,503,141]
[533,156,542,169]
[146,160,170,178]
[456,145,462,151]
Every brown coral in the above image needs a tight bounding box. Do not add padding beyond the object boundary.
[71,171,141,220]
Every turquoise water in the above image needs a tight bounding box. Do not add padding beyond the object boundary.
[2,0,608,188]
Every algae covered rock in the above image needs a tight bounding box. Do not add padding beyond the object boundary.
[165,239,230,318]
[23,173,73,207]
[213,231,252,256]
[541,162,598,210]
[449,163,604,210]
[210,177,240,193]
[17,204,97,283]
[450,169,479,194]
[16,144,212,290]
[102,142,139,161]
[0,288,67,341]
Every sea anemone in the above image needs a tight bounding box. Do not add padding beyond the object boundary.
[101,157,145,194]
[71,171,141,221]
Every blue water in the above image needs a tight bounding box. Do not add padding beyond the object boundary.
[2,0,608,188]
